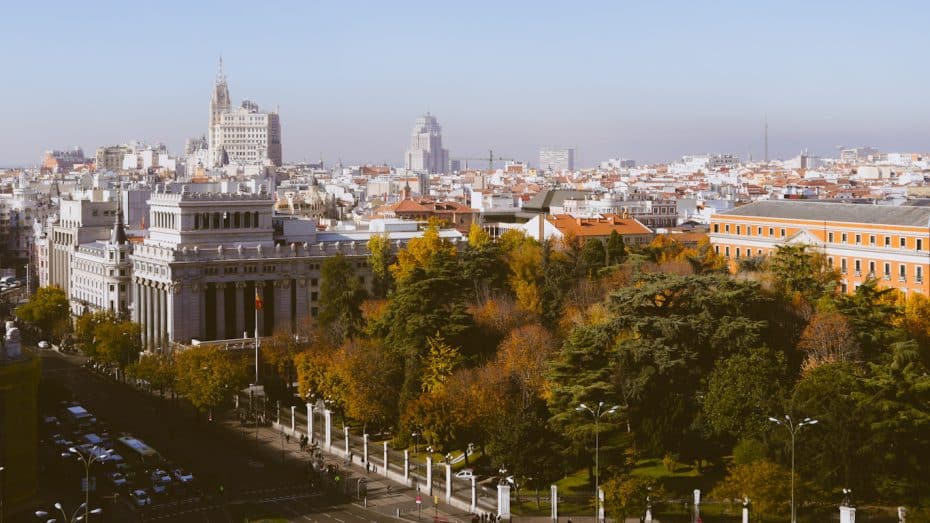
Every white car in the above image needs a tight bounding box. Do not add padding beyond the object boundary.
[172,468,193,484]
[455,469,474,479]
[151,469,172,484]
[130,489,151,507]
[38,340,50,349]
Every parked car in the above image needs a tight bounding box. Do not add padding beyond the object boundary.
[151,469,172,484]
[455,468,474,479]
[109,472,128,487]
[38,340,50,349]
[172,468,193,484]
[130,489,151,507]
[150,482,167,496]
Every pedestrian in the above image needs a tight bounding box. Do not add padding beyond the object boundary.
[286,433,291,444]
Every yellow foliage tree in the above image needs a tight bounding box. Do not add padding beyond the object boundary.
[499,230,543,315]
[389,224,458,285]
[421,333,463,393]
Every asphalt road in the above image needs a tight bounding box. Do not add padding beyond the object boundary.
[34,350,403,523]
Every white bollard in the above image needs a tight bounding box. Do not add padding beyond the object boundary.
[363,433,369,467]
[471,476,477,512]
[841,506,856,523]
[898,506,907,523]
[742,506,749,523]
[598,488,605,523]
[344,425,350,459]
[693,489,701,506]
[290,405,296,432]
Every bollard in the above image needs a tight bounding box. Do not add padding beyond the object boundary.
[550,485,558,522]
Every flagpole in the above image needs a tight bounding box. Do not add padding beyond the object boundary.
[255,292,260,385]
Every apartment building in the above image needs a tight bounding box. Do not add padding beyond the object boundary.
[709,200,930,294]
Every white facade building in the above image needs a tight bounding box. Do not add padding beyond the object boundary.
[208,61,282,168]
[404,113,449,174]
[539,147,575,172]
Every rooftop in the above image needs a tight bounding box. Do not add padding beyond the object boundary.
[718,200,930,227]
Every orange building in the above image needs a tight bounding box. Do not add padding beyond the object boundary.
[710,200,930,294]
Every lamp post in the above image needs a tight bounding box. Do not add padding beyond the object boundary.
[66,446,112,522]
[1,465,5,523]
[411,432,420,455]
[577,401,619,523]
[768,415,818,523]
[35,502,102,523]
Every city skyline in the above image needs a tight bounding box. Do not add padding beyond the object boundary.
[4,0,930,167]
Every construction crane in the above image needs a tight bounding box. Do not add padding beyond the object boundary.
[452,149,516,171]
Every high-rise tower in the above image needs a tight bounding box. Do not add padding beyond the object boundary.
[404,113,449,174]
[209,58,231,166]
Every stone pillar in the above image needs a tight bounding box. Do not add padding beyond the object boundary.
[841,506,856,523]
[295,279,309,323]
[146,283,154,349]
[290,405,296,432]
[155,284,164,349]
[693,489,701,506]
[323,409,332,451]
[445,464,452,503]
[470,476,477,513]
[598,488,605,523]
[166,284,175,345]
[344,425,350,459]
[383,442,389,477]
[742,505,749,523]
[274,280,291,334]
[426,456,432,495]
[403,450,409,484]
[139,281,148,348]
[235,282,246,339]
[550,485,557,522]
[307,401,313,443]
[497,484,511,520]
[898,506,907,523]
[214,283,226,340]
[363,434,369,466]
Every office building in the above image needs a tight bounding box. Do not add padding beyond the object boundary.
[208,60,282,167]
[539,147,575,172]
[404,113,449,174]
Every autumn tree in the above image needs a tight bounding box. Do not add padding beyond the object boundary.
[94,319,142,379]
[500,230,544,315]
[332,338,402,432]
[420,333,462,394]
[367,232,394,299]
[797,311,860,371]
[710,461,791,516]
[74,310,115,354]
[126,351,176,396]
[174,346,248,416]
[495,323,557,408]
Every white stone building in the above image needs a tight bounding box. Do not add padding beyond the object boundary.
[208,61,282,167]
[538,147,575,173]
[69,206,132,317]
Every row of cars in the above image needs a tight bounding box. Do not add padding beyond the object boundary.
[41,401,197,511]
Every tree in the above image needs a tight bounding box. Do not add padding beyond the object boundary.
[174,345,248,415]
[835,279,904,361]
[579,239,607,277]
[400,389,461,452]
[294,347,343,407]
[94,319,142,379]
[74,310,114,354]
[461,223,507,302]
[367,232,394,299]
[500,230,544,316]
[15,286,70,342]
[605,231,627,266]
[797,311,860,371]
[765,244,838,307]
[332,338,402,432]
[710,460,791,516]
[602,476,663,520]
[420,333,462,394]
[318,254,367,344]
[390,224,458,285]
[703,347,788,441]
[126,351,176,396]
[496,323,557,408]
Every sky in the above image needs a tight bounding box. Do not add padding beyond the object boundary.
[3,0,930,168]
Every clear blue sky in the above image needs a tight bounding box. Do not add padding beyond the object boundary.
[4,0,930,167]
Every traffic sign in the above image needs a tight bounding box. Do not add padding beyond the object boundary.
[416,495,422,504]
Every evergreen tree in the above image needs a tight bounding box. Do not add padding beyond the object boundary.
[319,254,367,344]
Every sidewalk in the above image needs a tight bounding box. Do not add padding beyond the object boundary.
[218,414,482,523]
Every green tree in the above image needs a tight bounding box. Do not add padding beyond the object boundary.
[602,476,663,520]
[704,347,788,441]
[765,244,838,306]
[175,345,248,416]
[319,254,367,344]
[835,279,904,361]
[73,310,115,359]
[461,223,507,301]
[605,231,627,265]
[15,286,70,342]
[420,333,462,393]
[579,239,607,277]
[126,351,176,396]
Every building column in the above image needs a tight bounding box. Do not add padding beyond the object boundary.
[166,284,175,346]
[215,283,226,340]
[295,279,309,328]
[154,284,163,350]
[274,280,291,334]
[323,409,332,451]
[235,282,246,339]
[145,283,154,350]
[138,280,148,349]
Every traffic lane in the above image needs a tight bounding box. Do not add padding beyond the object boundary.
[38,352,305,496]
[268,495,400,523]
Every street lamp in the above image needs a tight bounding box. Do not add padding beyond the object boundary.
[35,502,102,523]
[66,446,112,522]
[411,432,420,455]
[1,465,5,523]
[768,415,818,523]
[576,401,619,523]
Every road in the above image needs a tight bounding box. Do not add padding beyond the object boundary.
[34,350,415,523]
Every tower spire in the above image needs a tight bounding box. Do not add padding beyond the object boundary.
[217,55,226,84]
